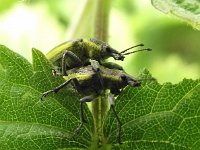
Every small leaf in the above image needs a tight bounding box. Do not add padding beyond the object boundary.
[151,0,200,30]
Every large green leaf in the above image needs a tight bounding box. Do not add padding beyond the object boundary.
[0,46,200,149]
[151,0,200,30]
[105,72,200,149]
[0,46,93,150]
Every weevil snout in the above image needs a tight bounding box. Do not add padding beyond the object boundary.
[128,80,141,87]
[101,45,125,61]
[120,74,141,87]
[111,53,125,61]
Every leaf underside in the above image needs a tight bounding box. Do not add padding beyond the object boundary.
[0,45,200,150]
[151,0,200,30]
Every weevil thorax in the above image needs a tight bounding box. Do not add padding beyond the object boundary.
[87,38,125,61]
[101,68,129,89]
[68,39,86,59]
[82,39,102,60]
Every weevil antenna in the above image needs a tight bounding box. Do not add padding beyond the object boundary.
[120,43,144,54]
[123,48,152,55]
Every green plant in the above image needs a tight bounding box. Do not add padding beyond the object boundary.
[0,0,200,149]
[1,44,200,150]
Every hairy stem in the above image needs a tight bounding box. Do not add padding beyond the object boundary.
[94,0,111,42]
[92,0,112,148]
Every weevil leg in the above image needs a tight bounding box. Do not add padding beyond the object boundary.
[108,93,122,144]
[41,78,74,100]
[73,94,98,136]
[52,68,57,76]
[51,68,63,76]
[62,51,82,76]
[90,59,100,72]
[90,60,105,90]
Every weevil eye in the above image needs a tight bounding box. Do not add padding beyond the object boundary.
[120,74,127,81]
[106,46,112,52]
[101,45,113,59]
[101,45,108,53]
[101,45,111,53]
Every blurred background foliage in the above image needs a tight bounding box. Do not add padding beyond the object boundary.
[0,0,200,83]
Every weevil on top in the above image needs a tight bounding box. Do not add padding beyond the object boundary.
[46,38,152,75]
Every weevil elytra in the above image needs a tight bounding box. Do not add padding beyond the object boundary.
[46,38,151,75]
[41,62,155,144]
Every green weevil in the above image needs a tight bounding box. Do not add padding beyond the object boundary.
[41,62,154,144]
[46,38,151,75]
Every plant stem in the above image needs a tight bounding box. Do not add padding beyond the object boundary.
[94,0,111,42]
[92,93,109,147]
[91,0,111,148]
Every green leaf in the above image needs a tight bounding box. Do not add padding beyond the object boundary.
[151,0,200,30]
[1,45,200,149]
[104,70,200,149]
[0,45,93,150]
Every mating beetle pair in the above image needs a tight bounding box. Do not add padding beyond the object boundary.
[42,38,153,144]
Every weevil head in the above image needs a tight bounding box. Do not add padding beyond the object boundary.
[120,74,141,87]
[101,45,125,61]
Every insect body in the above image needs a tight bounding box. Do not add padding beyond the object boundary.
[41,63,154,143]
[46,38,151,75]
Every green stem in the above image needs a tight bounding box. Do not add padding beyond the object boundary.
[92,94,109,148]
[91,0,112,148]
[94,0,111,42]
